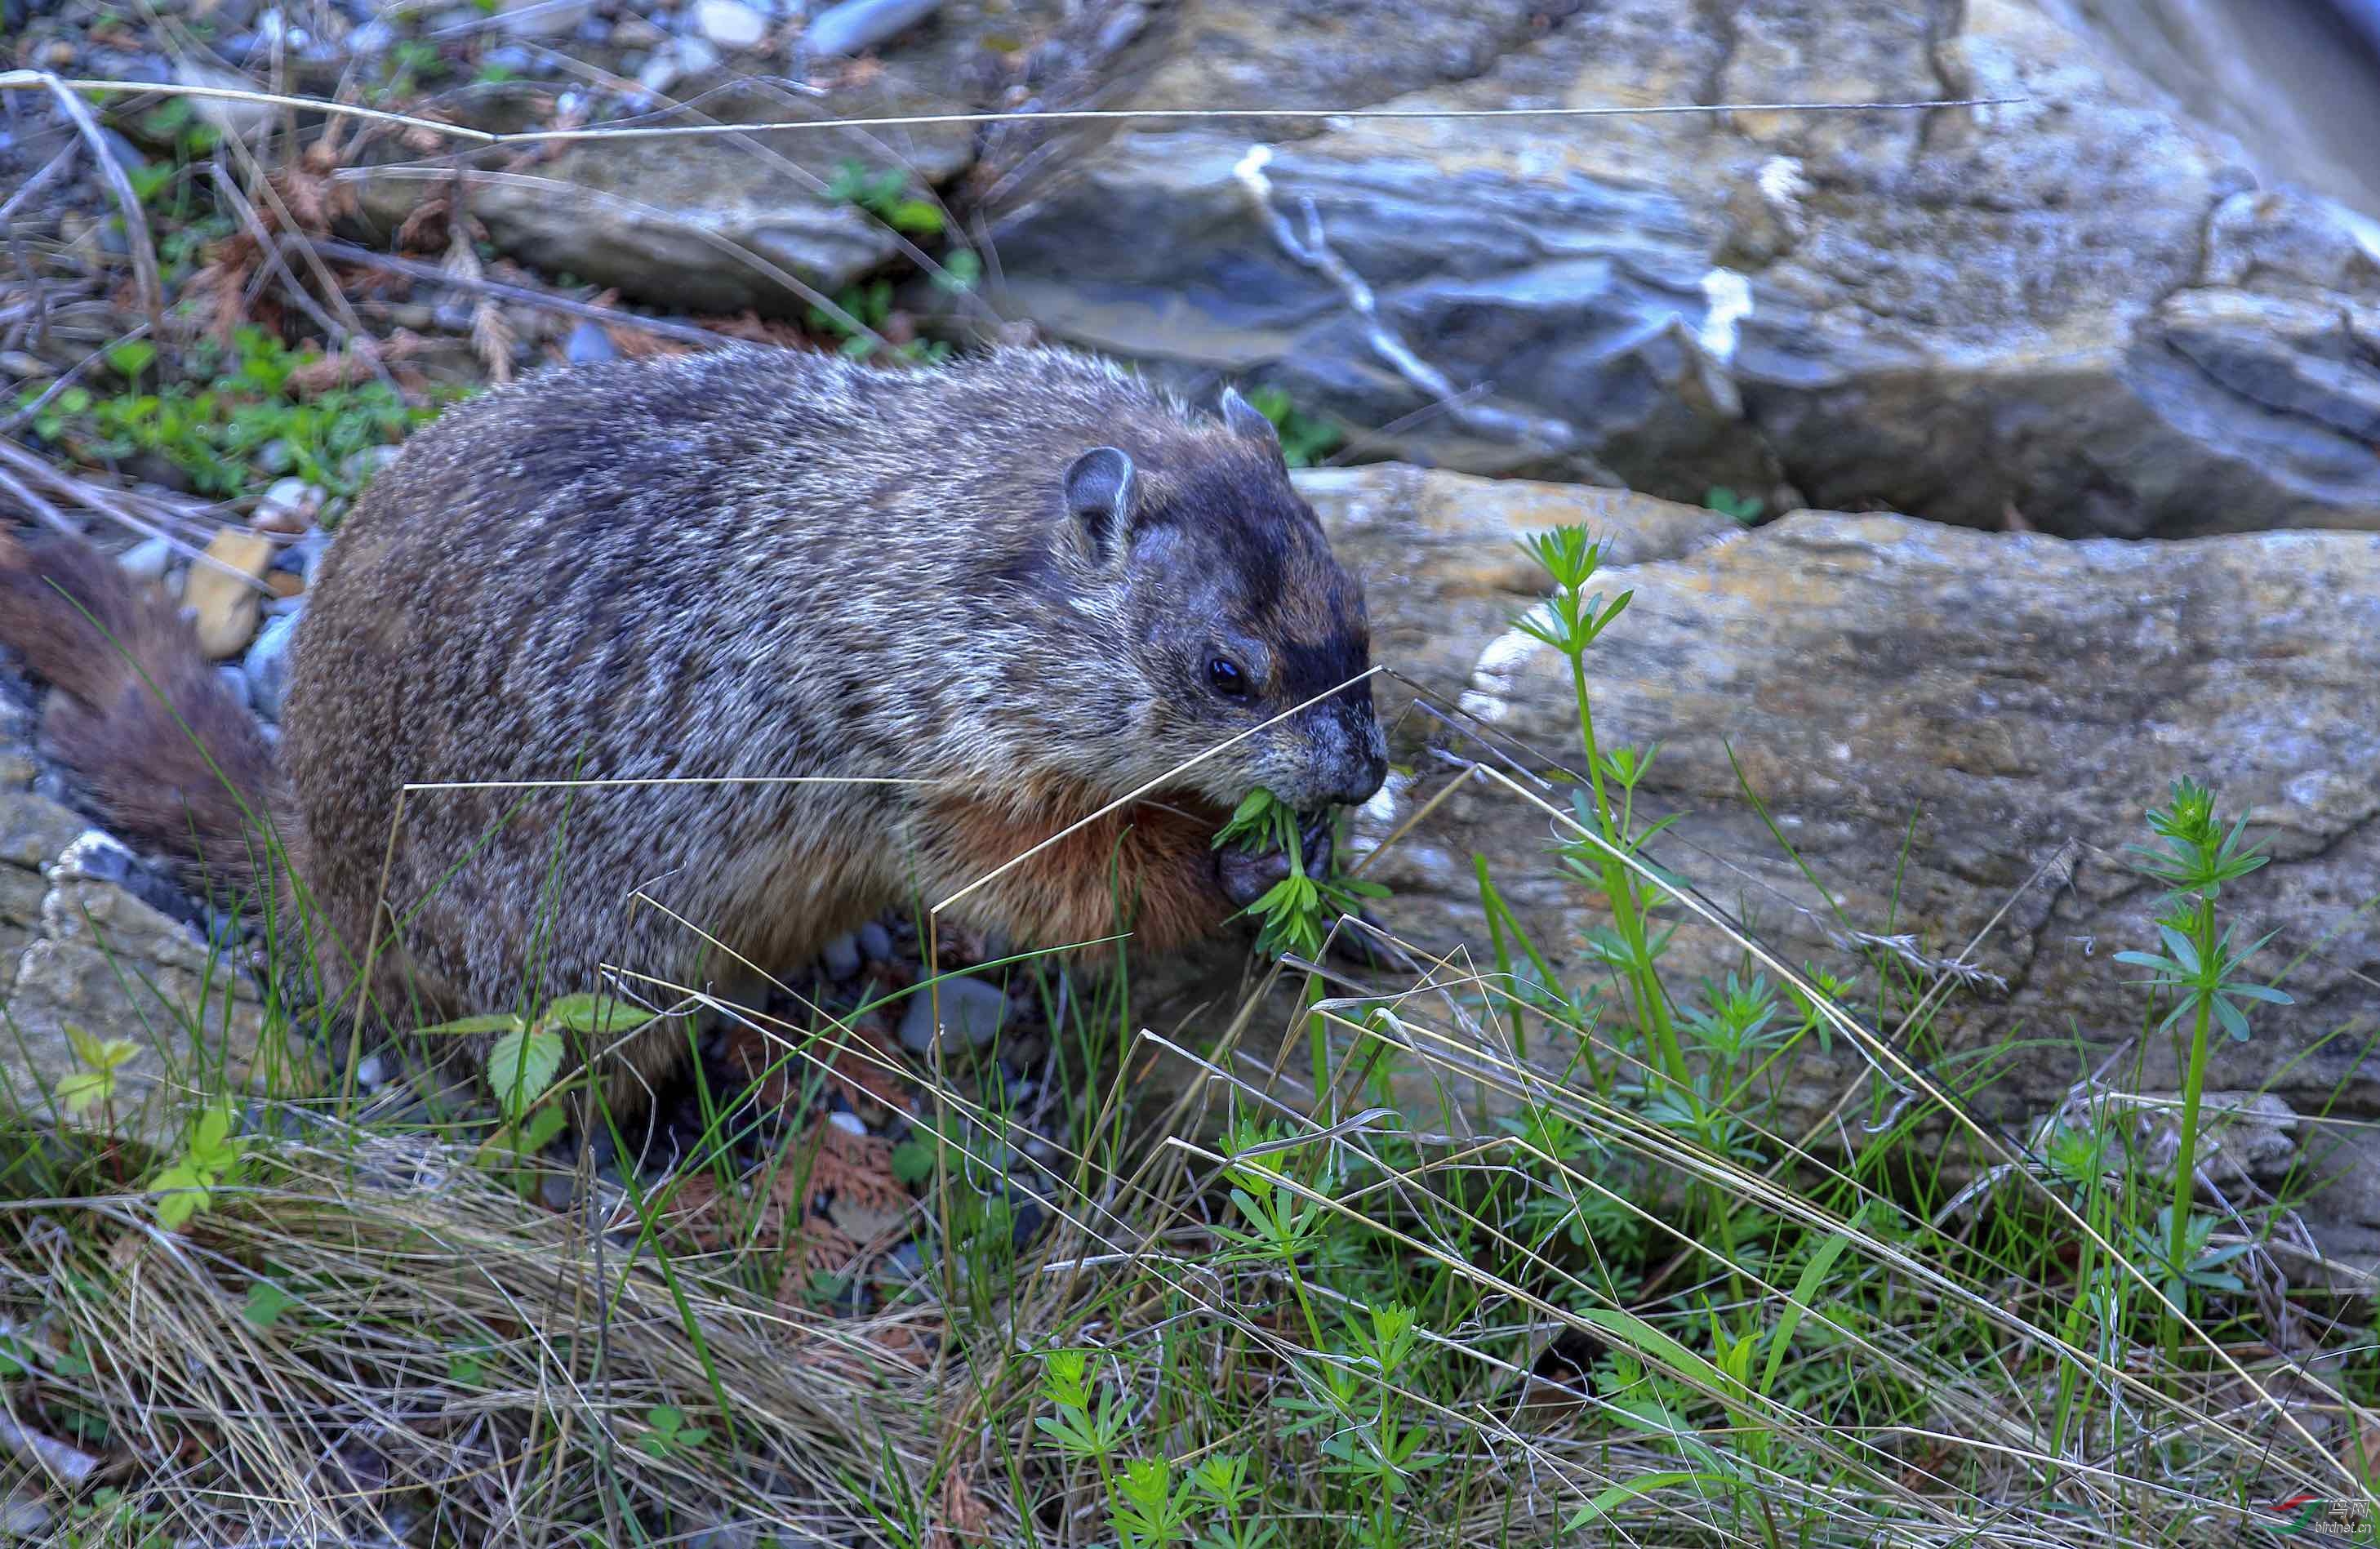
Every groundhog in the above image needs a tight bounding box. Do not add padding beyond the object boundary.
[0,345,1386,1119]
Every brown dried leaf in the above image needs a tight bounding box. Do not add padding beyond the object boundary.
[700,311,811,350]
[270,140,354,234]
[394,191,452,254]
[471,301,515,384]
[284,335,382,395]
[803,1116,905,1217]
[931,1467,994,1549]
[829,1033,913,1114]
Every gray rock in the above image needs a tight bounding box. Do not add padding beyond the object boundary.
[856,920,893,962]
[117,536,173,583]
[673,34,721,73]
[174,58,273,138]
[635,52,684,96]
[826,1110,868,1138]
[356,78,974,311]
[243,610,301,720]
[803,0,940,57]
[278,526,332,581]
[345,17,394,54]
[253,476,323,533]
[483,42,535,72]
[897,974,1008,1054]
[692,0,767,50]
[819,931,861,979]
[496,0,591,38]
[1126,462,2380,1271]
[563,318,620,365]
[975,0,2380,538]
[0,870,270,1146]
[215,663,253,713]
[0,791,92,870]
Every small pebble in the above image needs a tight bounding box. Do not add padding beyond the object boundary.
[117,536,173,582]
[346,16,394,53]
[1008,1194,1047,1251]
[98,127,148,173]
[856,920,893,962]
[540,1169,576,1211]
[636,53,683,94]
[820,931,861,979]
[692,0,767,48]
[483,42,534,71]
[244,610,301,719]
[1093,0,1146,55]
[803,0,940,56]
[496,0,593,39]
[675,34,720,72]
[564,318,620,364]
[186,528,275,659]
[896,973,1008,1054]
[216,663,253,711]
[826,1111,869,1138]
[341,444,404,484]
[251,476,323,534]
[279,526,333,581]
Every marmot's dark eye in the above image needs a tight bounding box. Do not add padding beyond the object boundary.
[1207,657,1249,699]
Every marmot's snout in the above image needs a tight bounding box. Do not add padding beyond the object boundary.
[1277,688,1388,812]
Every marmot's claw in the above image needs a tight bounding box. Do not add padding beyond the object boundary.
[1217,842,1286,910]
[1216,810,1338,910]
[1298,811,1335,882]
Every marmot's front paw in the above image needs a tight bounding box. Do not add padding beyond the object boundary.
[1216,811,1336,910]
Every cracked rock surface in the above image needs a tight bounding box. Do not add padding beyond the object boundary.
[1128,463,2380,1266]
[972,0,2380,538]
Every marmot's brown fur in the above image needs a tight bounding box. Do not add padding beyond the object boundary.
[0,345,1386,1117]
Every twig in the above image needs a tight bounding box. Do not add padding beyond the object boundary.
[215,146,402,394]
[298,238,738,351]
[0,438,269,590]
[0,142,79,227]
[211,163,358,358]
[0,70,2026,146]
[30,72,163,335]
[0,459,77,536]
[1234,145,1625,483]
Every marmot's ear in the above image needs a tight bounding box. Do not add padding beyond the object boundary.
[1064,447,1138,562]
[1220,387,1283,462]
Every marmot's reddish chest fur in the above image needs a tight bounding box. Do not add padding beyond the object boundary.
[0,346,1387,1115]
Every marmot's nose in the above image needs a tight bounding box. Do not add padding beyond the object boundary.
[1333,746,1388,807]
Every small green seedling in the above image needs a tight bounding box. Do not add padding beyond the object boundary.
[419,992,660,1182]
[56,1025,140,1117]
[636,1403,713,1459]
[148,1102,251,1230]
[1704,486,1764,525]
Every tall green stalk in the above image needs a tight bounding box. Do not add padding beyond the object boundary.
[1521,528,1684,1085]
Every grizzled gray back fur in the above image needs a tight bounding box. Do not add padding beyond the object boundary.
[282,344,1386,1114]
